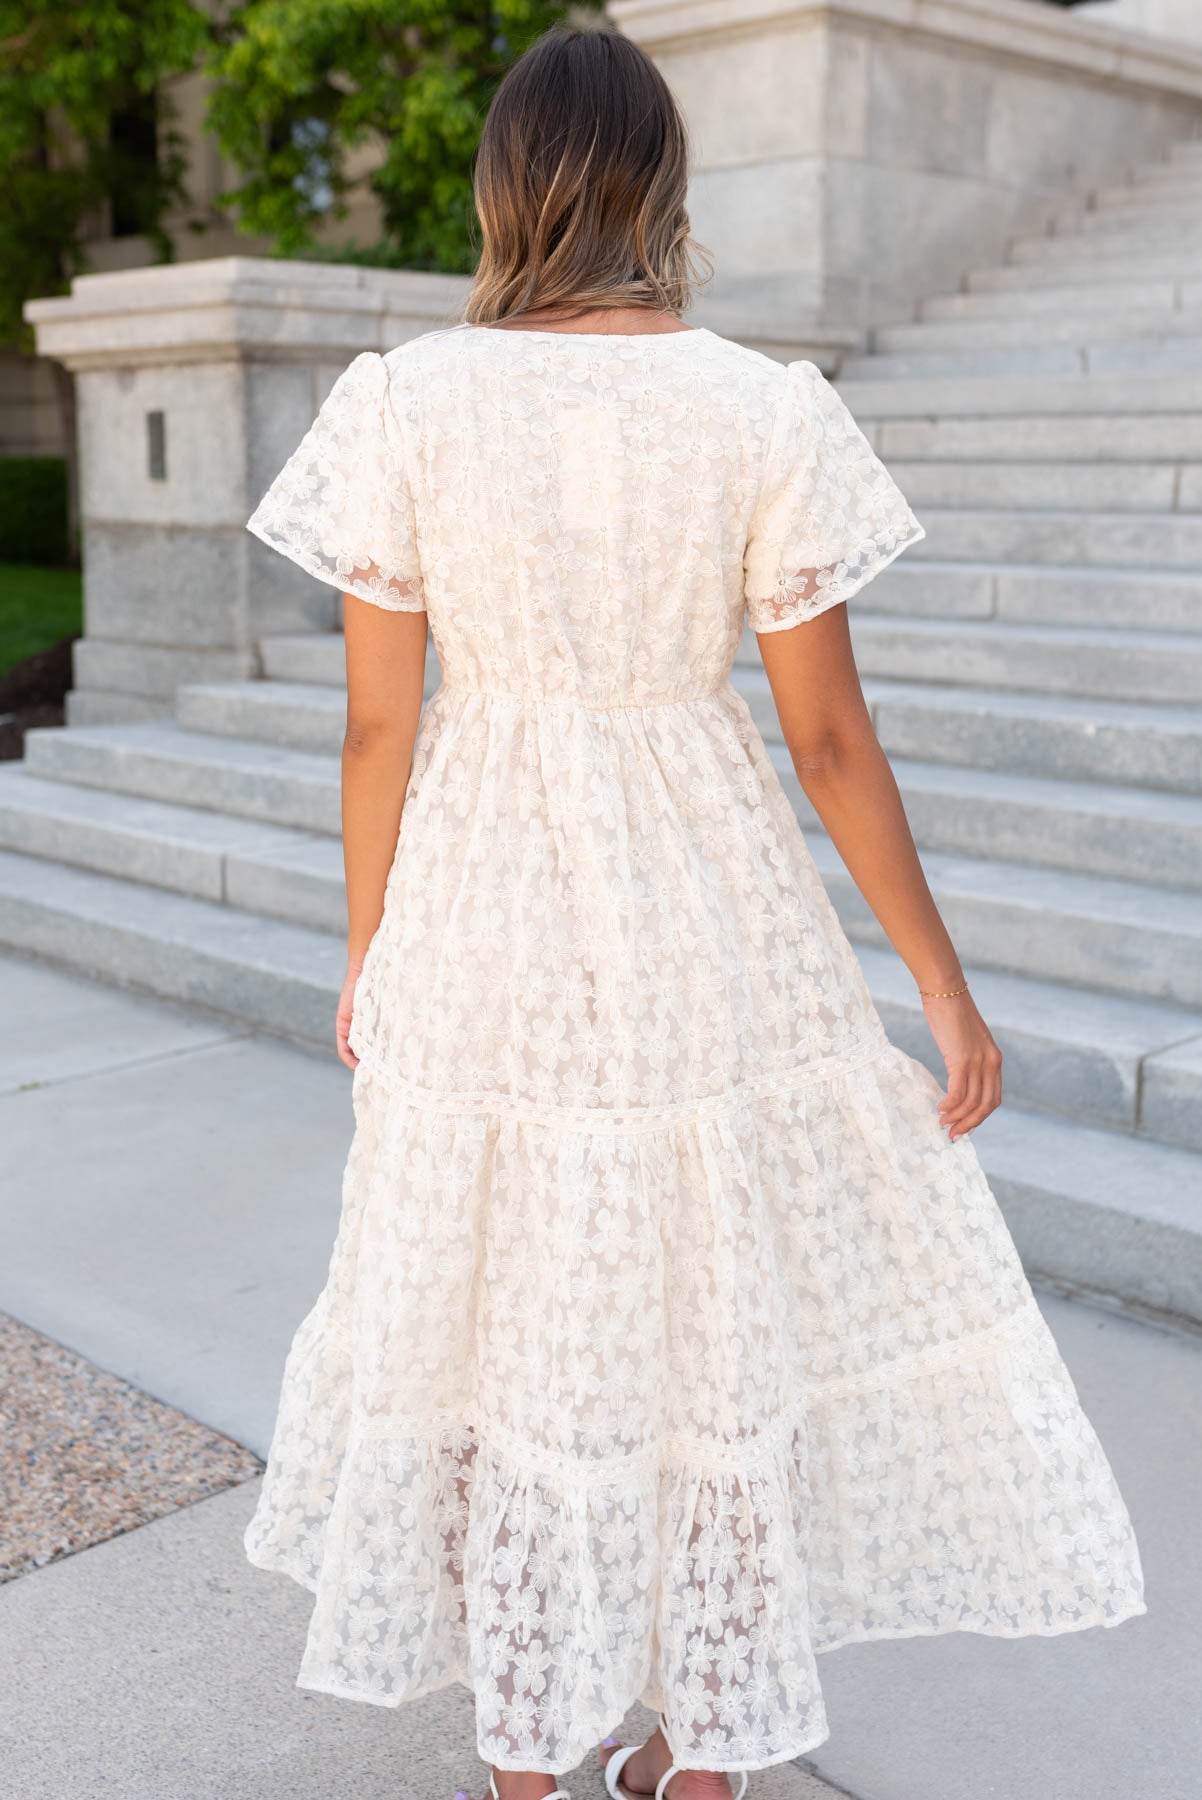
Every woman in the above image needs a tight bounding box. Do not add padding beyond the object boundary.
[244,26,1144,1800]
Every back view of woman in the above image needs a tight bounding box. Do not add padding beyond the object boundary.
[244,27,1144,1800]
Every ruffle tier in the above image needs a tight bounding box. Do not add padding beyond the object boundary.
[245,1039,1144,1774]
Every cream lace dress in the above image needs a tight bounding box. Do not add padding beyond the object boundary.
[243,323,1144,1776]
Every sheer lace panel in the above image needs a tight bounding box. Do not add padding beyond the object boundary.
[744,360,925,634]
[248,350,427,612]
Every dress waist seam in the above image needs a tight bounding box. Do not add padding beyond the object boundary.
[434,679,731,712]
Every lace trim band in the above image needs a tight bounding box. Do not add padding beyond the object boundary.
[338,1301,1049,1482]
[352,1027,895,1134]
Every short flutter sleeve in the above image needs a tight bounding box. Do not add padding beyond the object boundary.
[744,359,924,633]
[247,351,425,612]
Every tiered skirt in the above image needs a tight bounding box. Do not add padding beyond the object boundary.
[246,1028,1145,1774]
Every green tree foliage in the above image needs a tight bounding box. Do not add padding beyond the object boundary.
[0,0,211,341]
[208,0,570,273]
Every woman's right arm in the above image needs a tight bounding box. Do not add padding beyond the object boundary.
[337,593,429,1069]
[758,600,1002,1142]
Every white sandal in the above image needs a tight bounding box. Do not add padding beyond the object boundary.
[602,1720,749,1800]
[488,1778,572,1800]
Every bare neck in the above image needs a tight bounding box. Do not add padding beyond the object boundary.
[489,305,693,338]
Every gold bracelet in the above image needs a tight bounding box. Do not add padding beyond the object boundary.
[919,981,969,1000]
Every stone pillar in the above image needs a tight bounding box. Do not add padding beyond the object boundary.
[612,0,1202,361]
[26,259,470,723]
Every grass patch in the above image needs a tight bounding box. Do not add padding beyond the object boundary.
[0,563,82,678]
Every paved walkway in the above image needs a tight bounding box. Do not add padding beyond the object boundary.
[1,953,1198,1799]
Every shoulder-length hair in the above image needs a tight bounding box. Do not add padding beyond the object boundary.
[465,25,710,325]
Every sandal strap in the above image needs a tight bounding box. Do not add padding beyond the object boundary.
[490,1781,572,1800]
[604,1743,641,1797]
[655,1760,749,1800]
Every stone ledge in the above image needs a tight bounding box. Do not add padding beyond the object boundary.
[26,261,473,371]
[611,0,1202,95]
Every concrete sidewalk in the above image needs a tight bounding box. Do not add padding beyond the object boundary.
[1,953,1199,1800]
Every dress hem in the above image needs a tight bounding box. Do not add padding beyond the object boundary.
[244,1541,1145,1774]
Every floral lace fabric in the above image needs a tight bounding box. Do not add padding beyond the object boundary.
[244,324,1144,1775]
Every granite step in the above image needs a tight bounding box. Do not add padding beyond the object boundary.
[843,561,1202,632]
[1093,178,1202,210]
[841,341,1202,381]
[1012,223,1202,259]
[0,758,348,933]
[845,615,1202,703]
[0,847,343,1047]
[1141,1036,1202,1154]
[778,750,1202,891]
[869,685,1202,793]
[905,509,1202,573]
[877,311,1202,354]
[23,722,343,835]
[178,666,442,752]
[922,280,1200,322]
[971,1102,1202,1324]
[968,254,1202,291]
[177,681,348,756]
[65,691,170,727]
[808,834,1202,1008]
[261,635,351,689]
[735,667,1202,792]
[836,372,1202,418]
[887,459,1191,512]
[841,344,1104,381]
[0,765,326,906]
[259,633,348,687]
[866,414,1202,462]
[854,941,1202,1144]
[1051,203,1202,237]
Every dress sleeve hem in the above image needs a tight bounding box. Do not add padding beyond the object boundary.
[746,520,926,635]
[246,516,428,614]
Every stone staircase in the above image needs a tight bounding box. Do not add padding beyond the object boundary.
[4,139,1202,1322]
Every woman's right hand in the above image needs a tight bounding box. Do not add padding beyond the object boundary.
[923,991,1003,1142]
[336,960,365,1071]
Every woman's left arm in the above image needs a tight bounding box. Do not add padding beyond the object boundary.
[337,593,429,1069]
[758,600,1002,1141]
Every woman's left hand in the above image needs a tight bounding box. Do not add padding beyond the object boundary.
[336,961,365,1070]
[924,991,1003,1142]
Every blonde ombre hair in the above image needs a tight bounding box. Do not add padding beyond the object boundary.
[465,26,710,325]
